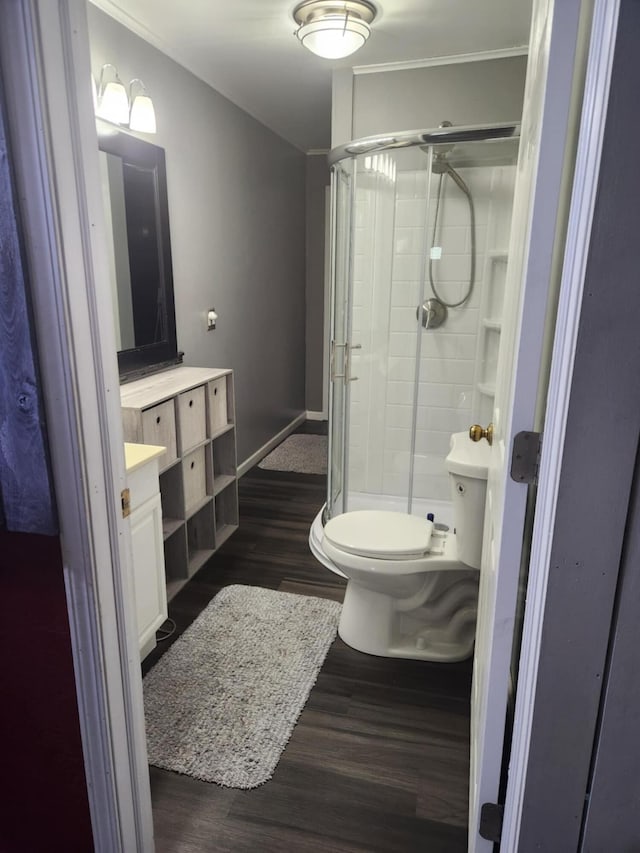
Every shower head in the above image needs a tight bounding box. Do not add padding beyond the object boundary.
[422,120,455,174]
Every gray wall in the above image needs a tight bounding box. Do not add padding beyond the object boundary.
[88,7,307,465]
[339,56,528,143]
[305,154,330,413]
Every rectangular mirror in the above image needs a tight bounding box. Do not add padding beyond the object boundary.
[97,120,180,379]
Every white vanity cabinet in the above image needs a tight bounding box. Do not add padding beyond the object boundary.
[121,367,239,601]
[124,443,168,661]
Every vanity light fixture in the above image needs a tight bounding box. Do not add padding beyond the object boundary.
[293,0,377,59]
[95,64,129,125]
[94,66,157,134]
[128,79,157,134]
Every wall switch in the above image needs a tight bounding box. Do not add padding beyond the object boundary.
[207,308,218,330]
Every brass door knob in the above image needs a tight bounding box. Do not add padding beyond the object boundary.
[469,423,494,446]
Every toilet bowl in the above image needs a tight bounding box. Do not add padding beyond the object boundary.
[318,432,490,662]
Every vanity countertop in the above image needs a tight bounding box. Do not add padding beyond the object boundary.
[124,442,166,474]
[120,366,231,410]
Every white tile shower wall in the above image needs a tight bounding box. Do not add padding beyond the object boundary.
[348,167,397,497]
[378,166,492,500]
[347,163,515,508]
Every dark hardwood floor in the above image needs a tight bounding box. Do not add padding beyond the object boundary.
[143,422,472,852]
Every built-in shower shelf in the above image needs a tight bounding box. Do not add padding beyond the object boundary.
[477,382,496,397]
[487,248,509,261]
[482,318,502,331]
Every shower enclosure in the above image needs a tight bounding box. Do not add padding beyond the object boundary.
[316,122,521,555]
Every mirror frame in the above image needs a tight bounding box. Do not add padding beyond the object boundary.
[97,120,179,380]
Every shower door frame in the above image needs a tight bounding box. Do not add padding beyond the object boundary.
[326,160,356,519]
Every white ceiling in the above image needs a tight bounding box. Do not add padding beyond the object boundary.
[91,0,533,152]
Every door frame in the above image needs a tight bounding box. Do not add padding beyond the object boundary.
[501,0,620,846]
[0,1,153,849]
[468,0,590,844]
[1,1,620,852]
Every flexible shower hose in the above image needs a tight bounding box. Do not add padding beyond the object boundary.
[429,165,476,308]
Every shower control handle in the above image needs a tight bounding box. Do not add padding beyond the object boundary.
[418,298,447,330]
[469,423,494,446]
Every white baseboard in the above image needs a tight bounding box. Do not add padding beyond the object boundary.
[237,412,307,478]
[306,410,328,421]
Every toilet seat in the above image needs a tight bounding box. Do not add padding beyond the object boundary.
[323,510,433,560]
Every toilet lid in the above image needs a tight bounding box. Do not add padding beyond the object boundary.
[324,511,433,559]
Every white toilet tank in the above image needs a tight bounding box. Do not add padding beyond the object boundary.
[445,432,491,569]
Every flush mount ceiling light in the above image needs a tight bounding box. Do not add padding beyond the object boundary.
[293,0,377,60]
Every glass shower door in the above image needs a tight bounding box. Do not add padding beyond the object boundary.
[327,148,427,519]
[326,160,353,519]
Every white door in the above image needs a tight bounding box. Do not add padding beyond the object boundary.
[468,0,587,849]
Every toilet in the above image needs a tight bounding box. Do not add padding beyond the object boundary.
[320,432,491,662]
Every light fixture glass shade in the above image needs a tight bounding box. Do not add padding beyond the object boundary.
[97,79,129,124]
[297,15,370,59]
[129,93,157,134]
[293,1,376,59]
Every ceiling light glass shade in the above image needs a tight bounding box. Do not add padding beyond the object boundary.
[293,1,376,60]
[129,93,157,134]
[297,15,370,59]
[96,68,129,125]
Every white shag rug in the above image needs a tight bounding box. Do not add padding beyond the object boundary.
[258,433,327,475]
[143,584,340,788]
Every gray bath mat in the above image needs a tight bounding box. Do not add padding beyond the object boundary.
[143,584,340,788]
[258,433,327,474]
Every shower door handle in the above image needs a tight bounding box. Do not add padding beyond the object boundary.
[330,341,347,380]
[331,341,361,382]
[346,343,361,382]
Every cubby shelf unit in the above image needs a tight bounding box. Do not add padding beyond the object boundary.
[120,366,239,602]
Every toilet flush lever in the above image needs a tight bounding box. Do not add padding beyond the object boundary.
[469,423,494,446]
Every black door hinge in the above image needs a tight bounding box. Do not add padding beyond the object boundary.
[510,430,542,485]
[479,802,504,843]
